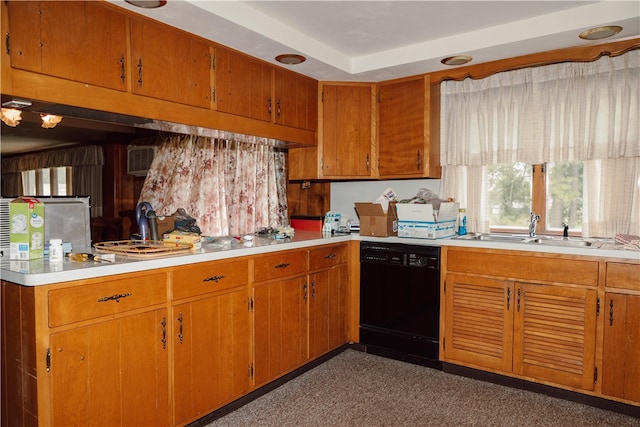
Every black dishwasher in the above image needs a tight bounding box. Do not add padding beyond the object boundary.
[359,241,441,369]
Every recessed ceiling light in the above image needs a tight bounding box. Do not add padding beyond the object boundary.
[440,55,473,66]
[579,25,622,40]
[125,0,167,8]
[276,54,306,65]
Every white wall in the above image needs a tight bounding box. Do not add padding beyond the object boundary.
[330,179,442,225]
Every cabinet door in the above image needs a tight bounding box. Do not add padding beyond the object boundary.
[321,84,373,178]
[253,276,308,386]
[9,1,127,90]
[50,309,169,427]
[378,76,428,177]
[442,274,514,372]
[131,18,211,108]
[309,264,349,359]
[215,46,272,122]
[602,293,640,403]
[172,289,251,426]
[513,283,597,391]
[273,69,318,131]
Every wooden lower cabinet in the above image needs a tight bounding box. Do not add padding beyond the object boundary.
[172,289,251,426]
[50,309,170,427]
[442,248,599,393]
[253,275,309,387]
[601,293,640,403]
[2,243,353,426]
[309,265,348,359]
[513,282,597,390]
[443,274,513,372]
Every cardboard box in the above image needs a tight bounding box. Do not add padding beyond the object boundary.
[396,202,460,239]
[163,230,202,250]
[354,202,398,237]
[9,197,45,260]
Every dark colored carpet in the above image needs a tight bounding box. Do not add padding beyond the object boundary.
[207,349,639,427]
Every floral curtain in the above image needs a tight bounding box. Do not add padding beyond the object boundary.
[440,50,640,237]
[138,134,288,236]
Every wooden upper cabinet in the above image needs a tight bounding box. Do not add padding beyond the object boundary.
[320,83,375,178]
[378,75,440,178]
[8,1,128,91]
[273,69,318,131]
[214,45,273,122]
[130,18,211,108]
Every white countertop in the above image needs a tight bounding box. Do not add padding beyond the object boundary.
[1,231,638,286]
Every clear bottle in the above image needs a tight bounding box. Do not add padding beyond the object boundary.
[457,209,467,236]
[49,238,64,263]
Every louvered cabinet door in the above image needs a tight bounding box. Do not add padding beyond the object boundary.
[513,283,597,391]
[443,274,514,372]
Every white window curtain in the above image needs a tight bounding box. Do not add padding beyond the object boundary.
[440,50,640,237]
[138,134,288,236]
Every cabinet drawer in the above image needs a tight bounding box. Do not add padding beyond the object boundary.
[49,273,167,327]
[606,262,640,291]
[309,244,347,270]
[172,259,249,300]
[253,250,308,282]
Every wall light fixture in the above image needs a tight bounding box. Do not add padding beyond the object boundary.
[40,114,63,129]
[1,108,22,127]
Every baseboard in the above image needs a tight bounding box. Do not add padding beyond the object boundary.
[443,362,640,419]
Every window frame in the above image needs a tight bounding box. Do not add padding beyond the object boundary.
[489,164,580,237]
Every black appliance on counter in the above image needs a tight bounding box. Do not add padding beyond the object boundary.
[359,241,441,369]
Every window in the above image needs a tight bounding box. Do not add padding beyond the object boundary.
[440,50,638,237]
[22,167,72,196]
[487,162,583,235]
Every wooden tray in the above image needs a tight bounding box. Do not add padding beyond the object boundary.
[94,240,193,258]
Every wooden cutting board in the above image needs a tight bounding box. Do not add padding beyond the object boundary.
[94,240,193,258]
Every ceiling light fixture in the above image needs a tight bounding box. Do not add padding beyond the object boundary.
[276,54,306,65]
[124,0,167,8]
[40,114,63,129]
[2,99,32,109]
[579,25,622,40]
[1,108,22,127]
[440,55,473,66]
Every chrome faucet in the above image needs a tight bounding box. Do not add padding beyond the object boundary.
[529,212,540,237]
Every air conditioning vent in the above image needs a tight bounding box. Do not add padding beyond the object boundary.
[0,199,10,255]
[127,145,157,176]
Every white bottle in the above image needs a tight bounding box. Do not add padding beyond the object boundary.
[49,239,64,263]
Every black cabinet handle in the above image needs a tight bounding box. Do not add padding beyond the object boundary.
[177,312,183,344]
[97,292,131,303]
[161,317,167,349]
[137,58,143,87]
[203,275,225,283]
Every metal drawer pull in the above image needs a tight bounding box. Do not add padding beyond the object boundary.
[274,263,290,269]
[178,312,184,344]
[97,292,131,303]
[324,253,336,259]
[161,317,167,349]
[203,275,225,283]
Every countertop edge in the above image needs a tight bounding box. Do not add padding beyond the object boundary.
[2,232,638,286]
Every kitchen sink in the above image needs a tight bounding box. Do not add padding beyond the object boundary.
[454,233,531,242]
[529,238,592,247]
[454,233,594,247]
